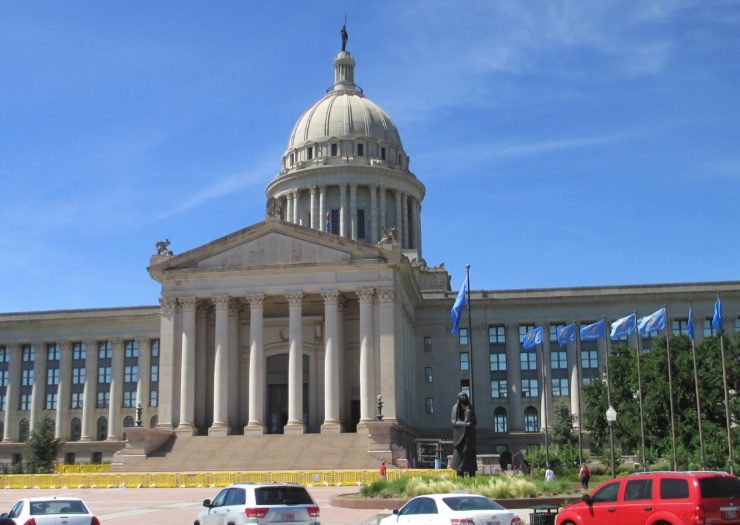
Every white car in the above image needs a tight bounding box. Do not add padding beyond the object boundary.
[380,494,521,525]
[1,496,100,525]
[195,483,320,525]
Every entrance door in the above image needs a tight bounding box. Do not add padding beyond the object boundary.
[268,384,288,434]
[348,400,360,432]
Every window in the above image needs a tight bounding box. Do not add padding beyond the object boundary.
[459,328,469,345]
[124,340,139,358]
[306,146,313,160]
[660,478,689,499]
[459,352,469,371]
[22,369,34,386]
[124,366,138,383]
[671,319,689,336]
[70,418,81,441]
[489,353,506,371]
[47,344,60,361]
[73,342,86,360]
[46,368,59,385]
[98,342,112,360]
[425,398,434,414]
[96,392,110,408]
[424,367,433,383]
[460,379,470,397]
[551,351,567,369]
[625,479,653,501]
[20,394,32,411]
[22,345,35,362]
[520,351,537,370]
[96,417,107,441]
[98,367,112,384]
[72,367,86,385]
[150,365,159,383]
[519,325,536,344]
[357,209,365,239]
[423,336,432,352]
[398,153,402,166]
[71,392,83,409]
[331,143,338,156]
[0,346,7,363]
[123,391,136,408]
[488,325,505,343]
[381,147,386,160]
[149,390,159,407]
[149,415,158,428]
[582,377,595,386]
[150,340,160,358]
[19,419,29,441]
[330,209,339,234]
[593,481,620,503]
[552,378,569,397]
[45,393,57,410]
[521,379,539,397]
[289,153,294,166]
[0,394,4,411]
[581,350,598,369]
[549,324,566,342]
[0,370,7,387]
[493,407,508,433]
[357,143,364,156]
[703,319,716,337]
[524,407,538,432]
[490,380,508,398]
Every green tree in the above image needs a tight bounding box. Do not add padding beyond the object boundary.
[25,417,61,473]
[551,402,577,449]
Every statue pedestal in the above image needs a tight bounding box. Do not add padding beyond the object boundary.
[366,421,394,464]
[123,427,174,456]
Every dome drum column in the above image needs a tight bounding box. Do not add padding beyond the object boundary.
[350,184,357,241]
[319,186,327,232]
[370,184,378,243]
[310,186,318,230]
[339,184,347,237]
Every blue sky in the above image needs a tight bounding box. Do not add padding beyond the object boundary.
[1,1,739,312]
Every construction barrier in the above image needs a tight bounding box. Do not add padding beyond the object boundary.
[0,468,452,489]
[54,464,112,474]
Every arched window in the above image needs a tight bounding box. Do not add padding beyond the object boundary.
[493,407,508,433]
[96,417,107,441]
[149,415,158,428]
[19,419,29,442]
[524,407,539,432]
[70,417,81,441]
[123,416,134,428]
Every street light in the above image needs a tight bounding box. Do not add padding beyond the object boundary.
[606,405,617,479]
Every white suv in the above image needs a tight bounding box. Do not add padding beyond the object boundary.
[195,483,321,525]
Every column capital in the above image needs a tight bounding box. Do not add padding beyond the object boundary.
[310,185,318,194]
[321,290,342,305]
[180,296,197,311]
[369,183,378,190]
[59,340,73,353]
[160,296,177,315]
[135,336,150,347]
[110,337,123,348]
[377,287,396,303]
[212,295,231,309]
[355,288,375,303]
[285,292,304,306]
[228,300,241,316]
[247,294,265,308]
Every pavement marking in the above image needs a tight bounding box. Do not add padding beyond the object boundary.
[98,508,159,520]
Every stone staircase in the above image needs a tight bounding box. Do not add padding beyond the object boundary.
[111,432,382,472]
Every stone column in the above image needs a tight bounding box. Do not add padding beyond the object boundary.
[378,288,397,421]
[350,184,357,240]
[177,297,197,435]
[195,305,208,429]
[55,342,72,440]
[285,193,293,224]
[369,184,378,243]
[157,297,177,429]
[293,190,300,225]
[107,338,123,440]
[339,184,347,238]
[30,342,47,431]
[209,296,231,435]
[3,344,21,442]
[394,190,402,246]
[337,297,346,424]
[310,186,317,229]
[569,330,581,428]
[135,336,150,426]
[245,294,266,435]
[357,288,375,426]
[81,339,98,441]
[506,324,523,430]
[285,292,305,434]
[401,193,409,248]
[413,198,421,253]
[379,186,387,231]
[318,186,327,232]
[321,290,341,433]
[227,301,240,430]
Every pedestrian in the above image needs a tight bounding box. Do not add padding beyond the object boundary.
[579,464,591,489]
[379,461,387,480]
[545,467,555,482]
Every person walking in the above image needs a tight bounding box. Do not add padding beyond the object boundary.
[379,461,387,480]
[579,464,591,489]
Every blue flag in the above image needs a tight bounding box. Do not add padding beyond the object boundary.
[580,319,605,341]
[638,307,666,336]
[688,306,695,340]
[450,275,468,334]
[522,326,543,349]
[611,313,637,339]
[712,297,722,333]
[557,323,576,346]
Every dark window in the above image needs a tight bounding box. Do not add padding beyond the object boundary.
[123,416,134,428]
[699,476,740,498]
[225,488,246,506]
[400,499,422,516]
[255,486,313,505]
[357,209,365,239]
[70,418,81,441]
[381,147,386,160]
[424,367,433,383]
[442,496,504,511]
[592,481,620,503]
[415,498,438,514]
[96,417,107,441]
[660,478,689,499]
[331,143,338,156]
[357,143,364,156]
[423,337,432,352]
[330,209,339,235]
[625,479,653,501]
[307,147,313,160]
[460,379,470,397]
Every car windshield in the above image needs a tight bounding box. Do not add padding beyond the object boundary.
[30,500,88,515]
[255,487,313,505]
[442,496,504,511]
[699,477,740,498]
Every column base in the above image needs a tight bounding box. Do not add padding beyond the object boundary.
[208,423,231,437]
[175,424,197,437]
[355,419,373,433]
[79,436,93,442]
[244,423,266,436]
[320,421,343,434]
[106,435,120,441]
[283,422,305,435]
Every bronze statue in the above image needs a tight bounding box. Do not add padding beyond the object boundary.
[450,392,477,476]
[341,24,348,51]
[155,239,173,256]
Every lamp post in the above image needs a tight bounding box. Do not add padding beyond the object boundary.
[606,405,617,478]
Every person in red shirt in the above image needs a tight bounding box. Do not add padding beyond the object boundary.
[379,461,387,479]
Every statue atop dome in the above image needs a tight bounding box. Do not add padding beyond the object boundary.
[340,23,348,51]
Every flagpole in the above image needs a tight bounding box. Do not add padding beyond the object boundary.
[689,299,706,469]
[633,311,648,471]
[604,315,616,479]
[716,293,734,475]
[466,264,474,405]
[575,321,584,466]
[541,336,551,468]
[663,304,678,471]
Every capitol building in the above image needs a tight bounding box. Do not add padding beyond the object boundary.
[0,41,737,467]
